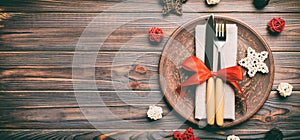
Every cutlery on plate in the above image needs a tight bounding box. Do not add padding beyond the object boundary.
[205,14,215,125]
[215,20,227,126]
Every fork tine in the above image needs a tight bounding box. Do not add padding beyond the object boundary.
[217,23,219,37]
[221,23,224,37]
[215,22,218,37]
[215,19,227,39]
[224,21,226,39]
[218,23,222,37]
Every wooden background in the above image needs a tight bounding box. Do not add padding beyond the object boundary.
[0,0,299,139]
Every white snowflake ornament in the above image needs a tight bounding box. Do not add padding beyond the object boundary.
[239,47,269,77]
[147,105,163,120]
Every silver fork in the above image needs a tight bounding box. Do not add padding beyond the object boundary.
[215,21,227,70]
[215,20,226,126]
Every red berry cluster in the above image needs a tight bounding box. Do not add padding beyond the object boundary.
[267,17,285,33]
[173,127,200,140]
[148,27,164,43]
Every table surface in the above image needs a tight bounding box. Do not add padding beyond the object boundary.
[0,0,299,139]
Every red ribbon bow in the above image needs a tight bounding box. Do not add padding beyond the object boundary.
[176,56,245,99]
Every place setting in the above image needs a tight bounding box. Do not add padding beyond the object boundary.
[159,14,275,128]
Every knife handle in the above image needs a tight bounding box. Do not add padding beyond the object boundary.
[216,77,224,126]
[206,77,215,125]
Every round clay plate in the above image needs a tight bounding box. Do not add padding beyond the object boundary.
[159,15,274,128]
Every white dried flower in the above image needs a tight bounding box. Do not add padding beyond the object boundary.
[206,0,220,5]
[227,135,240,140]
[277,83,293,97]
[147,105,163,120]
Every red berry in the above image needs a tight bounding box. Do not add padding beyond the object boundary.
[173,127,200,140]
[174,132,181,139]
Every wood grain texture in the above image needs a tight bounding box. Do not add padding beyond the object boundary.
[0,13,299,51]
[0,129,300,140]
[0,52,298,91]
[0,91,299,130]
[0,0,299,13]
[0,0,299,139]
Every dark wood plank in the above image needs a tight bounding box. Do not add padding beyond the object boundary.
[0,52,299,91]
[0,91,299,130]
[0,13,299,51]
[0,129,299,140]
[0,1,299,139]
[1,0,299,13]
[0,52,160,90]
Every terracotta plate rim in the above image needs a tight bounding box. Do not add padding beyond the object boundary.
[159,15,275,128]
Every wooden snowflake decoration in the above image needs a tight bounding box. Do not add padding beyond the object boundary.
[161,0,187,16]
[238,47,269,77]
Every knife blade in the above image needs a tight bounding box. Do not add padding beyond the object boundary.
[205,14,215,125]
[205,15,215,70]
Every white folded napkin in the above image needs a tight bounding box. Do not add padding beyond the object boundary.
[195,24,238,121]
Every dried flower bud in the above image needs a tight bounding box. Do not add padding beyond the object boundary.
[135,65,147,74]
[227,135,240,140]
[206,0,220,5]
[277,83,293,97]
[129,81,140,90]
[147,105,163,120]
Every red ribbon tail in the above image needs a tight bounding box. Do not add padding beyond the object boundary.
[229,81,245,98]
[229,81,247,111]
[176,86,186,99]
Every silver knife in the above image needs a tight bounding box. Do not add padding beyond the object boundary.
[205,15,214,70]
[205,14,215,125]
